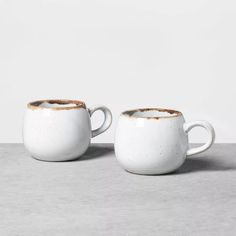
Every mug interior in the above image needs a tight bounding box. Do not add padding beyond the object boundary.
[123,108,182,119]
[28,100,86,110]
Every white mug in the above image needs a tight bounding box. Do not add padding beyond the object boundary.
[115,108,215,175]
[23,99,112,161]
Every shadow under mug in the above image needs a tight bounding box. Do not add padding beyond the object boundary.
[23,99,112,161]
[115,108,215,175]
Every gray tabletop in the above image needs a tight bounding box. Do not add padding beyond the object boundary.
[0,144,236,236]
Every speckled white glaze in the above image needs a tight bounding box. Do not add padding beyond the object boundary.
[115,109,215,175]
[23,100,112,162]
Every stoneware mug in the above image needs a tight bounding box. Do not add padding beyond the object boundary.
[23,99,112,161]
[115,108,215,175]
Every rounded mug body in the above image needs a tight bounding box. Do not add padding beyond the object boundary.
[23,100,112,161]
[115,108,215,175]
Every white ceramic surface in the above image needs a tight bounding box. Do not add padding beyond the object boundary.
[23,100,112,161]
[115,108,215,175]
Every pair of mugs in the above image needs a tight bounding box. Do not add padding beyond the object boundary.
[23,99,215,175]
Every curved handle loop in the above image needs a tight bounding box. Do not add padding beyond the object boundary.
[183,120,215,156]
[88,105,112,138]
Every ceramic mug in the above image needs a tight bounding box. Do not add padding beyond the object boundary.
[23,99,112,161]
[115,108,215,175]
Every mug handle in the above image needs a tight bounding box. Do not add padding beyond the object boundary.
[88,105,112,138]
[183,120,215,156]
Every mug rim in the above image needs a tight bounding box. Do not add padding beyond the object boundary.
[27,99,86,111]
[121,108,182,119]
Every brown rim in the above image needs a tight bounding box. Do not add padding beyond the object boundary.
[122,108,182,119]
[27,99,86,110]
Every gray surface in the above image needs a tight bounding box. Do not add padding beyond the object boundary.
[0,144,236,236]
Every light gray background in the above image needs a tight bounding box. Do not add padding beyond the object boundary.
[1,144,236,235]
[0,0,235,143]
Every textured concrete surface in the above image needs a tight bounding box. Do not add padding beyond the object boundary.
[0,144,236,236]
